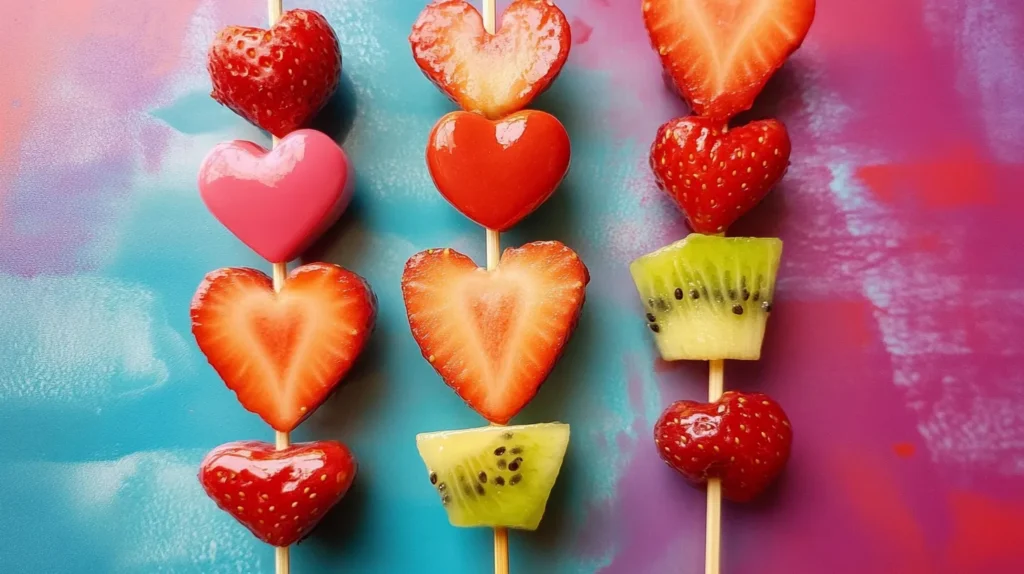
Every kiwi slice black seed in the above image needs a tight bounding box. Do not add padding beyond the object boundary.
[629,234,782,360]
[415,423,571,531]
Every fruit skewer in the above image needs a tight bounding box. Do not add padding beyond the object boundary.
[635,2,816,573]
[406,1,581,572]
[193,1,372,571]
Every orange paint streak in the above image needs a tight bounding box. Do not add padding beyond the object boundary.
[946,490,1024,572]
[910,231,942,253]
[892,442,916,458]
[857,145,998,208]
[831,449,933,573]
[814,299,875,349]
[810,0,925,53]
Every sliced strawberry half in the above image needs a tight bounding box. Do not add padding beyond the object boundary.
[191,263,376,432]
[401,241,589,423]
[642,0,815,120]
[409,0,571,119]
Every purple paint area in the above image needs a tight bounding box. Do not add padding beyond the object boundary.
[566,0,1024,571]
[0,0,224,276]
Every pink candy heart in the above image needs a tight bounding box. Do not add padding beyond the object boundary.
[198,129,352,263]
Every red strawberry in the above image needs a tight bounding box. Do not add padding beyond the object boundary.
[409,0,570,119]
[401,242,589,423]
[208,9,341,138]
[642,0,815,120]
[191,263,376,432]
[650,116,791,234]
[199,440,356,546]
[654,391,792,502]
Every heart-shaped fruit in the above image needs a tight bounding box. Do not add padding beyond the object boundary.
[410,0,570,119]
[191,263,376,432]
[401,242,589,423]
[654,391,792,502]
[427,110,570,231]
[650,116,791,234]
[199,440,356,546]
[198,129,352,264]
[642,0,815,120]
[208,9,341,137]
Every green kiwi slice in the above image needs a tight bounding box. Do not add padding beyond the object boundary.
[415,423,569,530]
[629,234,783,360]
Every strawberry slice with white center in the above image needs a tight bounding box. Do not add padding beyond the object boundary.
[191,263,376,432]
[643,0,816,120]
[401,241,589,424]
[409,0,571,119]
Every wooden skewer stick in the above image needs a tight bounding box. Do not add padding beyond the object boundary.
[705,360,725,574]
[477,0,507,572]
[266,3,289,574]
[479,5,510,573]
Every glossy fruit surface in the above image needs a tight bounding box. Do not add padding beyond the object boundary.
[650,116,790,234]
[654,390,792,502]
[208,9,341,137]
[198,129,352,263]
[199,440,356,546]
[427,110,570,231]
[410,0,570,119]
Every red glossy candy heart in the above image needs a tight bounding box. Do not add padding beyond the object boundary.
[198,440,356,546]
[426,110,570,231]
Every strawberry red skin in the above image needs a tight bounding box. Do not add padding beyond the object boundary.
[208,9,341,138]
[199,440,356,546]
[409,0,570,119]
[401,242,589,423]
[191,263,376,432]
[650,116,791,234]
[654,391,792,502]
[642,0,815,120]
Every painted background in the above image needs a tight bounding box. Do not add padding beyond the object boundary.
[1,0,1023,572]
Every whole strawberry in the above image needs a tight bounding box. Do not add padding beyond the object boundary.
[198,440,356,546]
[654,391,792,502]
[650,116,791,234]
[208,9,341,138]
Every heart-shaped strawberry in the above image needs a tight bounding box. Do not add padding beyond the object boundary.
[401,242,589,423]
[191,263,376,432]
[208,9,341,137]
[199,440,356,546]
[654,391,792,502]
[427,110,570,231]
[198,129,352,264]
[642,0,815,120]
[409,0,570,119]
[650,116,791,234]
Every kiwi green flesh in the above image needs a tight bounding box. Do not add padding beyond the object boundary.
[415,423,570,530]
[629,234,783,361]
